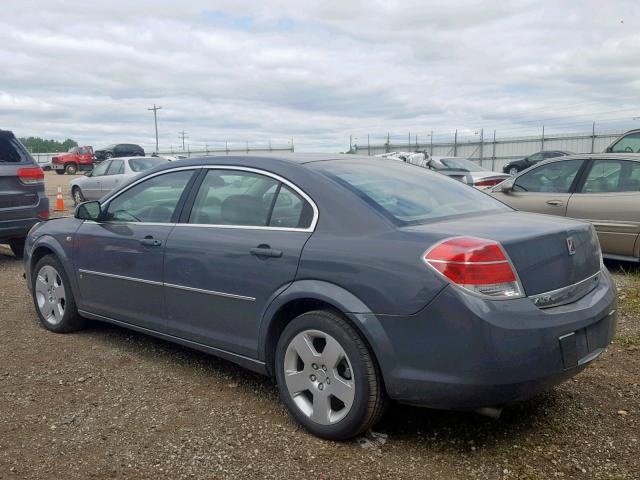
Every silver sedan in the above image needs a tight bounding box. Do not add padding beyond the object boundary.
[69,156,170,204]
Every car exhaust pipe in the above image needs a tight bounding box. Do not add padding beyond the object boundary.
[476,407,503,419]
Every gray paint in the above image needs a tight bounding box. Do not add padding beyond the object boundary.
[24,154,617,410]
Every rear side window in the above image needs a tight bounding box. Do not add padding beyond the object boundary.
[0,134,34,163]
[314,160,509,225]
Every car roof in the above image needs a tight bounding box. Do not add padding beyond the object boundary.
[550,153,640,161]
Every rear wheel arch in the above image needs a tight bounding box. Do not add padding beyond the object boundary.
[260,283,385,379]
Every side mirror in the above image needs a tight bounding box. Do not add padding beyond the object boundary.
[75,201,102,221]
[499,178,515,193]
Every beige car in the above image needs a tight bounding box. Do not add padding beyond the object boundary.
[490,154,640,262]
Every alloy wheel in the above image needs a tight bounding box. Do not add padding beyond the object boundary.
[283,329,355,425]
[34,265,66,325]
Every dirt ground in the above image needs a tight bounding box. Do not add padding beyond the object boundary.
[0,171,638,479]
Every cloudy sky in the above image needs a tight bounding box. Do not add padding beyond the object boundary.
[1,1,639,152]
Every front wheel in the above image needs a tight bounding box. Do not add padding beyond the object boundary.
[32,254,85,333]
[508,166,519,175]
[55,169,65,175]
[275,310,386,440]
[72,186,85,205]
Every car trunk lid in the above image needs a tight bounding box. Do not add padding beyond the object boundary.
[402,211,601,296]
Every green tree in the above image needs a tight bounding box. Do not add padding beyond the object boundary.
[19,137,78,153]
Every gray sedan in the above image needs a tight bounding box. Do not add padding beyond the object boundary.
[69,156,169,203]
[25,154,616,440]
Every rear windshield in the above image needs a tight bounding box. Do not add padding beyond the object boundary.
[0,134,34,163]
[128,157,169,172]
[314,160,510,225]
[439,157,485,172]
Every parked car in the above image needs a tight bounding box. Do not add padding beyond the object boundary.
[0,129,49,257]
[502,151,572,175]
[604,129,640,153]
[428,156,510,188]
[24,154,616,440]
[490,153,640,262]
[70,156,169,204]
[51,146,94,175]
[94,144,145,162]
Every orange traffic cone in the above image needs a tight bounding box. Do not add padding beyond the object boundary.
[54,186,65,212]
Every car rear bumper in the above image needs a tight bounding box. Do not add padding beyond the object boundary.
[362,269,617,410]
[0,196,49,242]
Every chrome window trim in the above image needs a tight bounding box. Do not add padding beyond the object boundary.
[79,269,255,302]
[97,164,319,233]
[529,269,601,309]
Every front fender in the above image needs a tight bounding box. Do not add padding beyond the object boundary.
[26,234,80,301]
[257,280,397,379]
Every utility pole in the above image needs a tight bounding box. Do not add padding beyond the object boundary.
[492,130,497,171]
[178,130,188,151]
[479,128,484,164]
[147,104,162,153]
[367,134,370,156]
[541,125,545,151]
[350,135,353,153]
[591,121,596,153]
[453,129,458,156]
[430,130,433,156]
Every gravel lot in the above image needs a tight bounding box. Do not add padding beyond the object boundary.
[0,171,638,479]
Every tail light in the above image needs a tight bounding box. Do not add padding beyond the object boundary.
[423,237,523,299]
[474,178,506,187]
[38,210,50,219]
[17,167,44,185]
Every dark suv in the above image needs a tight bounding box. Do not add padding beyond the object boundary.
[0,130,49,257]
[94,144,145,162]
[502,150,572,175]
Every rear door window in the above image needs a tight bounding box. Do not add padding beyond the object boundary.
[581,160,640,193]
[611,132,640,153]
[188,170,314,229]
[106,160,124,175]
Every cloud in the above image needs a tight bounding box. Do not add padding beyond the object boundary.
[0,0,639,152]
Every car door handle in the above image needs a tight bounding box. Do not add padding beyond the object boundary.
[250,245,283,258]
[140,236,162,247]
[546,200,564,206]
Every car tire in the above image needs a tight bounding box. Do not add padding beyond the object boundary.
[65,163,77,175]
[275,310,387,440]
[72,186,85,205]
[9,238,25,258]
[104,152,113,159]
[55,170,65,175]
[508,166,520,175]
[31,254,85,333]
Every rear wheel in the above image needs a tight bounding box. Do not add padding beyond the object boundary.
[32,254,84,333]
[9,238,25,258]
[55,169,65,175]
[275,310,386,440]
[72,186,85,205]
[508,166,519,175]
[65,163,77,175]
